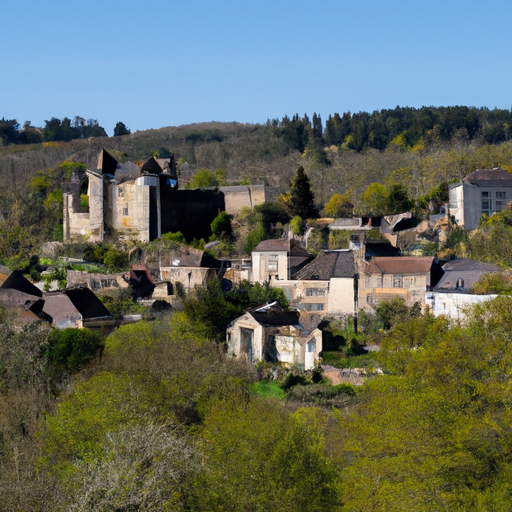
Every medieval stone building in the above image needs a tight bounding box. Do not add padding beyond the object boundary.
[63,149,266,243]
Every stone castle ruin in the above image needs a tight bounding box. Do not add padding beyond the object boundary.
[63,149,266,242]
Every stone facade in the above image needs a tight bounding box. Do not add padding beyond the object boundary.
[63,150,266,243]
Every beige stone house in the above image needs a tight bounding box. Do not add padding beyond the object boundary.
[270,250,358,318]
[226,303,322,370]
[361,256,442,309]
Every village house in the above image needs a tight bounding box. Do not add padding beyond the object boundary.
[43,287,115,330]
[251,239,312,283]
[449,167,512,230]
[361,256,443,310]
[226,302,322,370]
[271,250,358,318]
[0,271,51,325]
[426,258,500,320]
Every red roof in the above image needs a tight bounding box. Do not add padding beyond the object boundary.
[365,257,434,275]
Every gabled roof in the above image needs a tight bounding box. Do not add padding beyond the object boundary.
[1,270,42,298]
[253,239,311,258]
[293,250,355,280]
[462,167,512,187]
[140,157,164,175]
[365,256,435,275]
[65,288,112,319]
[43,293,81,325]
[97,149,119,175]
[441,258,501,272]
[434,258,500,293]
[0,289,51,323]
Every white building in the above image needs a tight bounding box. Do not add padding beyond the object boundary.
[449,167,512,231]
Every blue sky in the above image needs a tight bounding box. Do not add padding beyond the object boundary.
[2,0,511,134]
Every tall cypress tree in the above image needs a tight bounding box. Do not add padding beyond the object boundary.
[289,166,319,219]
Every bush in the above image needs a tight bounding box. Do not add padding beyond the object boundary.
[46,328,105,375]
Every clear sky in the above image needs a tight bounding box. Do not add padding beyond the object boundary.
[2,0,511,135]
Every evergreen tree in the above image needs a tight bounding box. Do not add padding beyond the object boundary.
[113,121,131,136]
[288,166,319,219]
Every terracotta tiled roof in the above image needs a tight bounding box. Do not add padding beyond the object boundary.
[365,256,434,275]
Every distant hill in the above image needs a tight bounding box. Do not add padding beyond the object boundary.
[2,110,512,219]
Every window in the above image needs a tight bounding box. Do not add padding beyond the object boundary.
[122,207,128,216]
[268,255,278,272]
[496,191,507,211]
[305,288,327,297]
[393,276,403,288]
[481,191,491,216]
[307,342,313,353]
[304,303,324,311]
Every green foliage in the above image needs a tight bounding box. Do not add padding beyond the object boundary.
[324,192,354,218]
[103,246,128,272]
[466,210,512,266]
[113,121,130,136]
[209,210,233,240]
[306,226,327,255]
[160,231,186,244]
[249,380,286,400]
[290,215,303,235]
[282,166,319,219]
[99,288,144,320]
[444,225,468,249]
[46,328,104,375]
[358,182,389,215]
[329,229,351,249]
[184,279,288,341]
[253,202,290,233]
[470,271,512,294]
[0,321,52,391]
[244,221,267,254]
[187,167,219,188]
[376,297,421,330]
[193,399,339,511]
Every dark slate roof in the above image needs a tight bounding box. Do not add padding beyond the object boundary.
[442,258,501,272]
[140,156,164,175]
[366,257,435,275]
[293,251,355,280]
[435,259,500,293]
[249,303,300,326]
[463,167,512,187]
[1,271,43,298]
[65,288,112,319]
[97,149,119,175]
